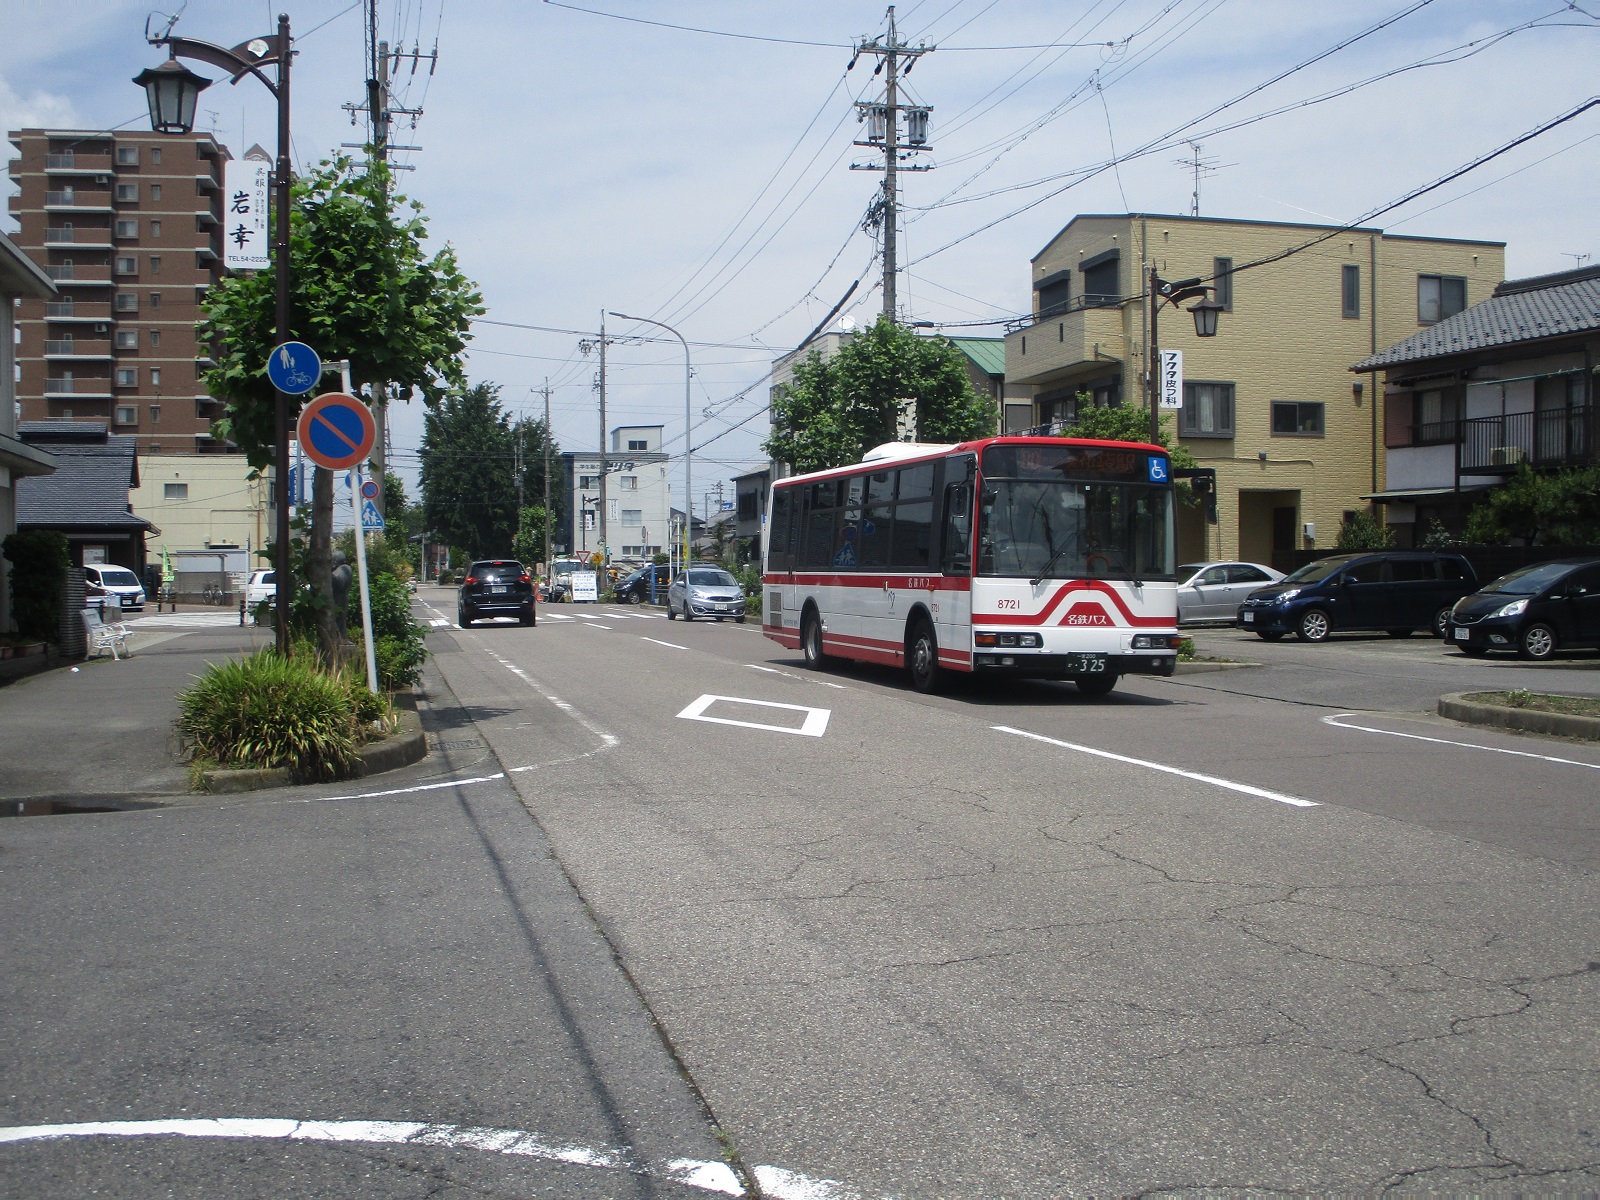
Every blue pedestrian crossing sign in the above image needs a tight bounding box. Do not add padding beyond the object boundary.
[266,341,323,395]
[360,498,385,531]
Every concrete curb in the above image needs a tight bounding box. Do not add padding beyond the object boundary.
[1175,659,1256,673]
[1438,691,1600,742]
[199,699,427,794]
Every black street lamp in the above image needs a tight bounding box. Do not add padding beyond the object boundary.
[135,16,296,652]
[1147,267,1224,447]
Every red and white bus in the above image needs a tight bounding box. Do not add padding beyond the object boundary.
[762,435,1183,695]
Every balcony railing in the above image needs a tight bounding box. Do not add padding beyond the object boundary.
[44,340,77,355]
[1460,406,1595,472]
[46,264,74,280]
[45,302,79,318]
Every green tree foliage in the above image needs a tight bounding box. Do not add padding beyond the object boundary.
[419,383,519,560]
[512,416,563,535]
[2,529,70,642]
[198,155,481,660]
[1334,510,1396,550]
[1464,464,1600,545]
[510,505,549,567]
[383,471,408,522]
[1055,400,1197,470]
[764,318,995,473]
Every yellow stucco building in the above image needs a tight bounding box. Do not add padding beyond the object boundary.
[1003,214,1504,566]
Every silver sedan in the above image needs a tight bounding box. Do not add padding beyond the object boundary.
[1177,560,1283,623]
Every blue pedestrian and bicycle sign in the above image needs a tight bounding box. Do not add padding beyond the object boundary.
[266,341,323,395]
[296,392,376,472]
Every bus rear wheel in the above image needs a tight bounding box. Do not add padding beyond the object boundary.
[802,610,827,669]
[907,619,941,694]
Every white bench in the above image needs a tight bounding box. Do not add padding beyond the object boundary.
[82,607,132,660]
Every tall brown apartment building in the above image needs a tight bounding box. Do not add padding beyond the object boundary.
[7,128,230,454]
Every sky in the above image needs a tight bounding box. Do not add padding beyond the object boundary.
[4,0,1597,516]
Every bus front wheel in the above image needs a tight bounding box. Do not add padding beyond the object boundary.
[907,619,941,694]
[802,610,827,669]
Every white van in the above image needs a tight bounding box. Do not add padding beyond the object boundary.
[84,564,146,612]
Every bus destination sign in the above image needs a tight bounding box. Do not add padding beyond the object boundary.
[984,443,1164,483]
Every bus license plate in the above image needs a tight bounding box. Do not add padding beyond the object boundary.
[1063,653,1107,674]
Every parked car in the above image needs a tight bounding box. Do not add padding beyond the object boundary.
[1445,557,1600,660]
[1237,551,1477,642]
[458,559,536,627]
[1176,561,1283,624]
[666,566,746,622]
[245,569,277,607]
[615,564,671,604]
[84,563,145,612]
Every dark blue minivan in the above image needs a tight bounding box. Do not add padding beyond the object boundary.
[1237,552,1477,642]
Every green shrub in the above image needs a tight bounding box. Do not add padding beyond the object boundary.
[178,650,364,780]
[369,633,427,690]
[1334,510,1395,551]
[2,529,70,642]
[349,571,427,689]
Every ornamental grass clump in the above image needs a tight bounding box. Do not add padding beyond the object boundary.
[179,650,369,780]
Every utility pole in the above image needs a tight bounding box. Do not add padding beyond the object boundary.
[598,312,608,572]
[851,6,933,323]
[540,380,552,575]
[342,0,434,516]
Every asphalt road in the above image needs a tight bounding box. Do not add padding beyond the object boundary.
[4,589,1595,1197]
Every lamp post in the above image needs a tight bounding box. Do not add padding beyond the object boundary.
[136,16,295,652]
[608,312,691,571]
[1146,266,1224,448]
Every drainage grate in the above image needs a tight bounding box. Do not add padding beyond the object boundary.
[432,738,484,750]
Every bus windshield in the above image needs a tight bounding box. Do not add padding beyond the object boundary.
[978,479,1174,581]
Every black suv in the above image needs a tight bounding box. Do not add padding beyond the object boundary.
[458,560,536,627]
[1238,551,1477,642]
[614,564,670,604]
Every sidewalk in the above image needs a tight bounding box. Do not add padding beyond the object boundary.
[0,611,273,807]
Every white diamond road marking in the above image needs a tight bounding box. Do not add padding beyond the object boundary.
[0,1118,879,1198]
[677,694,831,738]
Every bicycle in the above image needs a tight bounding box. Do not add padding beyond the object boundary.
[202,581,225,605]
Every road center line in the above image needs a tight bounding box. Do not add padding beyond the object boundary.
[1322,713,1600,769]
[642,637,688,650]
[993,725,1318,808]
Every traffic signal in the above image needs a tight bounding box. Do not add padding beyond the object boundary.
[1189,468,1218,524]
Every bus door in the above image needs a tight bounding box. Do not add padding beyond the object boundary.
[936,455,975,662]
[854,468,898,658]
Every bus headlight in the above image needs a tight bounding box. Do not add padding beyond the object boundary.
[1131,634,1183,649]
[975,632,1042,648]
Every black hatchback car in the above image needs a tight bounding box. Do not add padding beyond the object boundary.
[1445,558,1600,660]
[458,559,536,627]
[1237,551,1477,642]
[614,564,670,604]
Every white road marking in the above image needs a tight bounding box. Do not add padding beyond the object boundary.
[312,773,506,802]
[488,653,620,750]
[429,618,450,627]
[543,613,575,620]
[125,612,243,629]
[747,664,848,690]
[1322,712,1600,770]
[678,694,831,738]
[993,726,1318,808]
[642,637,689,650]
[0,1117,873,1198]
[581,623,614,630]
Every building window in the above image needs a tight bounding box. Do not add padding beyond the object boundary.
[115,256,137,275]
[150,184,161,201]
[150,368,161,386]
[150,147,161,165]
[620,509,643,525]
[1180,381,1235,438]
[149,330,161,347]
[164,482,188,499]
[150,405,161,423]
[150,219,162,237]
[115,182,139,202]
[1271,401,1324,437]
[149,256,161,274]
[1411,387,1461,445]
[619,476,638,490]
[115,218,138,238]
[1080,249,1119,305]
[116,367,138,387]
[1417,274,1466,324]
[1342,265,1360,319]
[115,292,138,312]
[115,146,139,166]
[1213,257,1233,311]
[737,492,758,521]
[1020,335,1026,356]
[578,475,599,489]
[627,439,648,451]
[116,405,137,425]
[115,330,138,349]
[149,293,160,309]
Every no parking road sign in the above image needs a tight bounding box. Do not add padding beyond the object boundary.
[296,392,376,471]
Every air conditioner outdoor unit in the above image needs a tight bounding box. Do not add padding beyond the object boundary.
[1490,446,1527,466]
[94,174,109,185]
[93,323,109,334]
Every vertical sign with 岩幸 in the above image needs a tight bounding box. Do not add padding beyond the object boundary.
[223,158,270,271]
